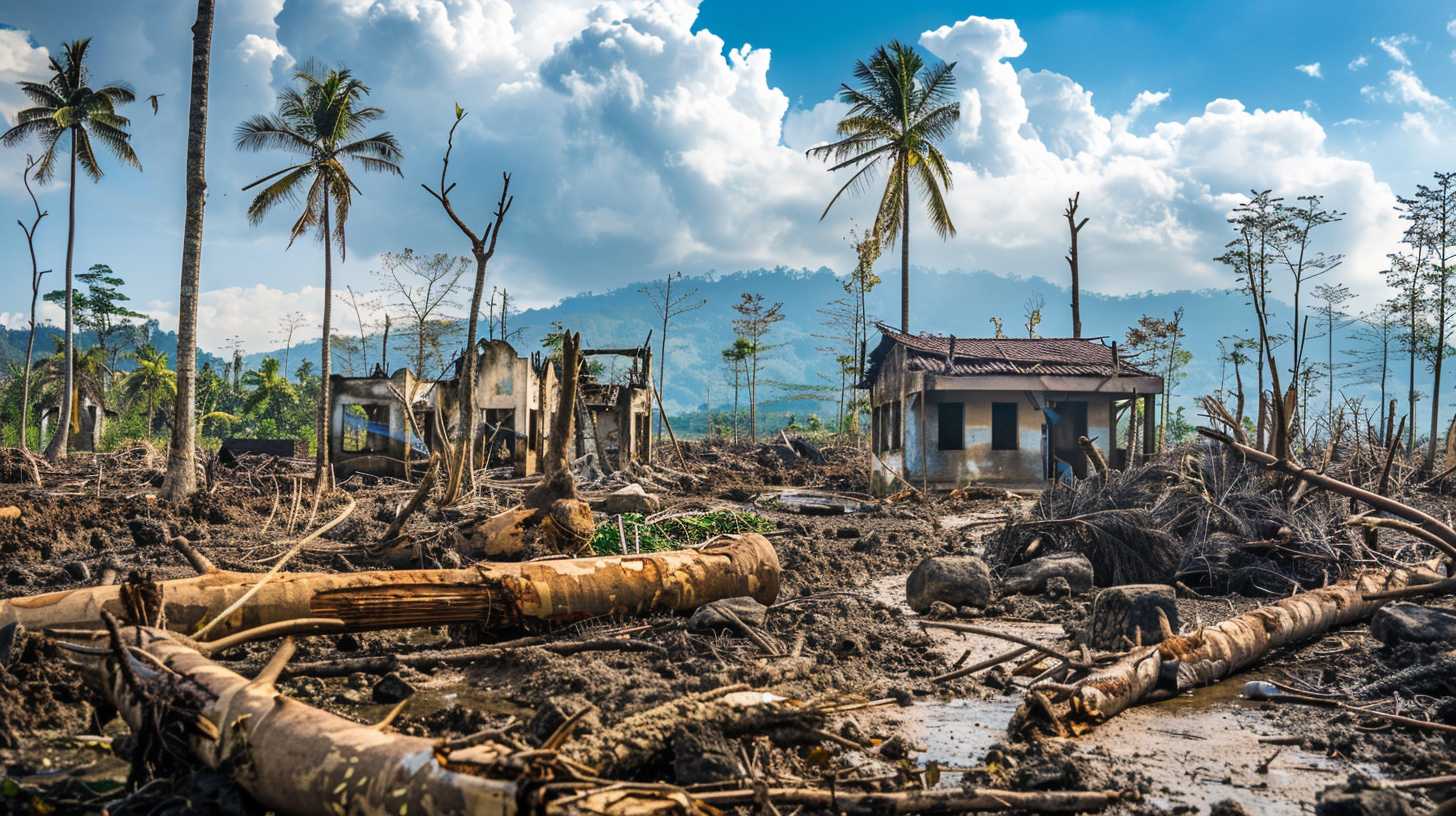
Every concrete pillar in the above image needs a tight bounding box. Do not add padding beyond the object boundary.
[1143,394,1157,458]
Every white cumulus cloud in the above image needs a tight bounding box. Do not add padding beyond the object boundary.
[1348,54,1368,71]
[1374,33,1416,66]
[1295,62,1322,78]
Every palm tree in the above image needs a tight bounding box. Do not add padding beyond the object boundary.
[163,0,216,502]
[242,357,297,427]
[808,41,959,334]
[119,345,177,436]
[235,62,402,490]
[1,38,141,461]
[34,340,111,443]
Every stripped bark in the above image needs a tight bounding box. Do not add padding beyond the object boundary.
[1010,568,1416,737]
[84,627,521,815]
[2,534,780,638]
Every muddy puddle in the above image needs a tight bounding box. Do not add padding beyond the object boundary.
[868,572,1378,813]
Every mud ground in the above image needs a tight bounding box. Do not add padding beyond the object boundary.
[0,441,1451,814]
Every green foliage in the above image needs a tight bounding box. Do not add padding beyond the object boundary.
[590,510,773,556]
[44,264,146,365]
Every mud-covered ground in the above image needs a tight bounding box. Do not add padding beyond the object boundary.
[0,441,1451,814]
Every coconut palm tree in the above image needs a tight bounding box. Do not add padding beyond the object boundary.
[163,0,216,502]
[236,62,402,490]
[242,357,297,428]
[808,41,959,334]
[1,38,141,461]
[34,340,112,445]
[118,345,177,436]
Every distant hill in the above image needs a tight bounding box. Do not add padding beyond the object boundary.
[246,266,1411,426]
[0,319,224,374]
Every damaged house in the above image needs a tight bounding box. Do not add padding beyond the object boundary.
[329,337,652,480]
[861,324,1163,493]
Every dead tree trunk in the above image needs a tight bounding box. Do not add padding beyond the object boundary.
[1011,567,1417,737]
[85,628,519,815]
[471,329,595,556]
[1,534,780,637]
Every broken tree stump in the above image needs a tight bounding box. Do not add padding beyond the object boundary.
[0,534,780,638]
[1011,567,1416,737]
[1082,584,1179,650]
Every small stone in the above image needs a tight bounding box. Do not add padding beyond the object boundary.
[335,688,367,705]
[906,556,993,613]
[1045,576,1072,598]
[127,519,167,548]
[927,601,957,618]
[878,734,919,760]
[87,529,107,551]
[63,562,91,583]
[5,568,30,586]
[687,597,769,632]
[371,672,416,704]
[1369,603,1456,647]
[956,605,980,618]
[334,633,362,652]
[1210,800,1252,816]
[834,526,861,539]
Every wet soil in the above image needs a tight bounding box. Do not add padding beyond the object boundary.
[0,442,1452,814]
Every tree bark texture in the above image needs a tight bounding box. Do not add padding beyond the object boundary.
[1,534,780,637]
[86,627,518,815]
[44,129,79,461]
[1011,567,1416,737]
[162,0,214,501]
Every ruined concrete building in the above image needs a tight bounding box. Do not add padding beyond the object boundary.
[39,394,111,452]
[329,337,652,480]
[861,324,1163,493]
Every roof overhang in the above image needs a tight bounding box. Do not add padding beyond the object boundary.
[924,373,1164,395]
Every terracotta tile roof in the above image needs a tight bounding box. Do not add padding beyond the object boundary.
[863,322,1155,383]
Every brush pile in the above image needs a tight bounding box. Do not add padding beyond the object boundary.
[985,442,1357,595]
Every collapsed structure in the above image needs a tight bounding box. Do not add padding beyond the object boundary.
[860,324,1163,492]
[329,337,652,479]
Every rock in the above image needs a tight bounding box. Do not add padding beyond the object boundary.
[371,673,416,704]
[687,597,769,632]
[1210,800,1252,816]
[87,529,108,551]
[1315,785,1415,816]
[672,723,741,784]
[595,483,662,515]
[334,633,362,652]
[1083,584,1180,650]
[834,526,861,539]
[1000,552,1094,596]
[127,518,167,548]
[906,556,993,613]
[5,568,30,587]
[927,601,957,618]
[1045,576,1073,599]
[63,562,91,583]
[1369,603,1456,647]
[877,734,922,760]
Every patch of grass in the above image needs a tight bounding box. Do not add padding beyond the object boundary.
[591,510,774,555]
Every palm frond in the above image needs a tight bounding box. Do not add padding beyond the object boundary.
[17,81,63,109]
[286,172,326,248]
[93,82,137,105]
[30,130,64,183]
[235,114,317,155]
[818,156,883,221]
[913,156,956,239]
[87,119,141,170]
[245,165,311,226]
[0,116,57,148]
[74,125,103,181]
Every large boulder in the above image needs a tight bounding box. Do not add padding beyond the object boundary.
[1084,584,1180,650]
[906,556,993,613]
[1369,603,1456,647]
[1000,552,1094,596]
[1315,785,1415,816]
[594,483,662,515]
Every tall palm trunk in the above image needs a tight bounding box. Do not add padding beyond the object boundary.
[899,156,910,333]
[315,185,334,492]
[44,128,79,462]
[163,0,214,501]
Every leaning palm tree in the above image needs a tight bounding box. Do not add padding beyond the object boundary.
[235,61,402,491]
[118,345,177,436]
[1,38,141,461]
[808,41,959,334]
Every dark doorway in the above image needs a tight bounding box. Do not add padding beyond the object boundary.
[1048,400,1089,478]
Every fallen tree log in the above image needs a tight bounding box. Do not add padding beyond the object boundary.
[85,626,522,815]
[0,534,780,638]
[690,786,1123,814]
[1009,568,1415,737]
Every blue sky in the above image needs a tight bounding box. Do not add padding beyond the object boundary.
[0,1,1451,353]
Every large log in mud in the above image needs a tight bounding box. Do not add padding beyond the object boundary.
[86,626,521,816]
[0,534,780,638]
[1010,568,1415,737]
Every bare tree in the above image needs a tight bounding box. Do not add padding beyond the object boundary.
[15,155,49,452]
[1276,195,1343,418]
[337,286,376,376]
[274,310,308,379]
[1311,282,1356,430]
[375,250,467,377]
[1064,192,1089,338]
[640,271,705,444]
[1409,172,1456,468]
[730,293,784,441]
[1350,310,1397,445]
[421,105,513,503]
